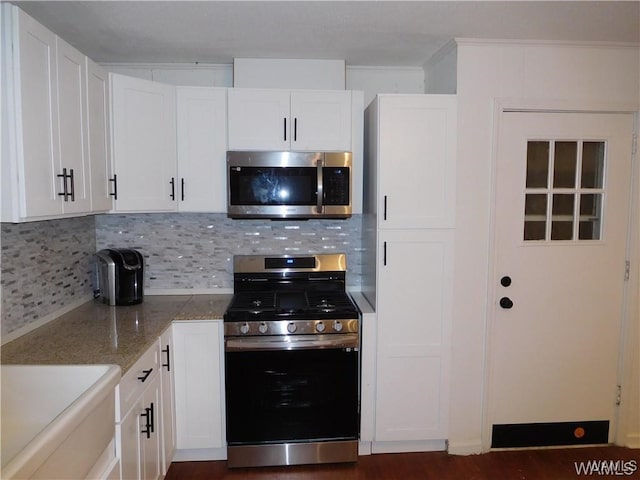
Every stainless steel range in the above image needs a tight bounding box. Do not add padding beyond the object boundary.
[223,253,360,468]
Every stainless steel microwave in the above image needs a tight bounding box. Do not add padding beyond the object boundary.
[227,151,352,219]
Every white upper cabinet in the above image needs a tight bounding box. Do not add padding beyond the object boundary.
[1,5,111,222]
[111,73,177,212]
[374,95,456,229]
[289,90,352,151]
[176,87,227,212]
[227,89,290,150]
[86,59,114,212]
[55,37,91,214]
[227,88,352,152]
[2,6,60,220]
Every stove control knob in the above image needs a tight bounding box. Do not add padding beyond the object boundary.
[315,321,326,333]
[258,322,268,334]
[287,322,297,333]
[240,322,250,335]
[333,320,343,332]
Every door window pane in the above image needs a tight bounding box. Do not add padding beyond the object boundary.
[523,139,606,243]
[524,194,547,241]
[581,142,605,188]
[579,194,602,240]
[526,142,549,188]
[553,142,577,188]
[551,194,575,240]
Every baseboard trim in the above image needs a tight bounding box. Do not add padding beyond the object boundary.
[371,439,446,454]
[622,433,640,449]
[172,447,227,462]
[447,439,484,455]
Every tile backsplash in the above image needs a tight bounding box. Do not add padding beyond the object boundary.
[95,213,363,291]
[1,213,363,337]
[1,216,96,337]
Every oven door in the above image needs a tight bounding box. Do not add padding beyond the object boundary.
[224,334,360,446]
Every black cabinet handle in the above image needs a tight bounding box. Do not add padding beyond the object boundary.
[500,297,514,309]
[141,403,154,439]
[170,177,175,200]
[383,195,388,221]
[181,178,185,202]
[500,276,512,287]
[162,345,171,371]
[137,368,153,382]
[149,401,155,434]
[109,174,118,200]
[383,241,387,266]
[68,169,75,201]
[294,117,297,141]
[57,168,69,201]
[283,117,287,141]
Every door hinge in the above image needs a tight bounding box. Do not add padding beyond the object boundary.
[616,385,622,406]
[624,260,630,281]
[632,133,638,156]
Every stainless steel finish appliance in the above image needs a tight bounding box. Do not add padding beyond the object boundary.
[227,151,352,219]
[94,248,144,306]
[224,253,360,468]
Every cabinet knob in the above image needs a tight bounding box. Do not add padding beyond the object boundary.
[499,297,514,309]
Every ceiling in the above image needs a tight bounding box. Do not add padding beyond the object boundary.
[11,1,640,67]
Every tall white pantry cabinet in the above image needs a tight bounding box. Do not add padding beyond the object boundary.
[363,94,456,452]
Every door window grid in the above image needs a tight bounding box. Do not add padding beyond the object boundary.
[524,140,605,242]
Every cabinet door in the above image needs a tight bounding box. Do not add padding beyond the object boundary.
[377,95,456,229]
[176,87,227,212]
[111,74,177,212]
[140,376,161,480]
[15,8,61,217]
[87,58,113,212]
[119,399,142,480]
[375,229,453,442]
[227,88,290,150]
[173,321,225,450]
[159,329,175,475]
[290,90,351,151]
[56,37,91,213]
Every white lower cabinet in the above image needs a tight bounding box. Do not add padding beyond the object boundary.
[116,340,163,480]
[371,230,453,452]
[159,329,175,474]
[172,321,226,460]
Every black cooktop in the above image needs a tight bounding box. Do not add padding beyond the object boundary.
[224,290,358,322]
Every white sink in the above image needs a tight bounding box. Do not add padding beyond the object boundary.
[1,364,121,479]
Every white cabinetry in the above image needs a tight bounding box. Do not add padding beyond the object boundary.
[227,88,352,151]
[1,5,102,221]
[376,95,456,230]
[176,87,227,212]
[110,78,228,213]
[159,329,175,475]
[110,74,177,212]
[87,58,114,212]
[116,341,162,480]
[172,321,226,461]
[55,36,91,213]
[363,94,456,452]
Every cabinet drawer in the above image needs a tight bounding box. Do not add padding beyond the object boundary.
[117,340,159,420]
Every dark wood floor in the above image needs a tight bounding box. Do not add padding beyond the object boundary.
[165,446,639,480]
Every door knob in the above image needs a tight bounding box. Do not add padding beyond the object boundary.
[499,297,514,309]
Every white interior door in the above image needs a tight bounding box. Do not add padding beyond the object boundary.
[487,111,634,448]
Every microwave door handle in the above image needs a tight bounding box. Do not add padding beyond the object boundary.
[316,158,323,213]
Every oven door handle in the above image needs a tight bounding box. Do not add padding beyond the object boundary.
[225,334,359,352]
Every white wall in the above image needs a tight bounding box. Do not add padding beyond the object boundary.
[449,39,640,454]
[103,63,425,109]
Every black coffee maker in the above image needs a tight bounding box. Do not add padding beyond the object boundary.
[94,248,144,305]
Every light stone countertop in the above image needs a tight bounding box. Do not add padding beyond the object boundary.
[0,294,233,374]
